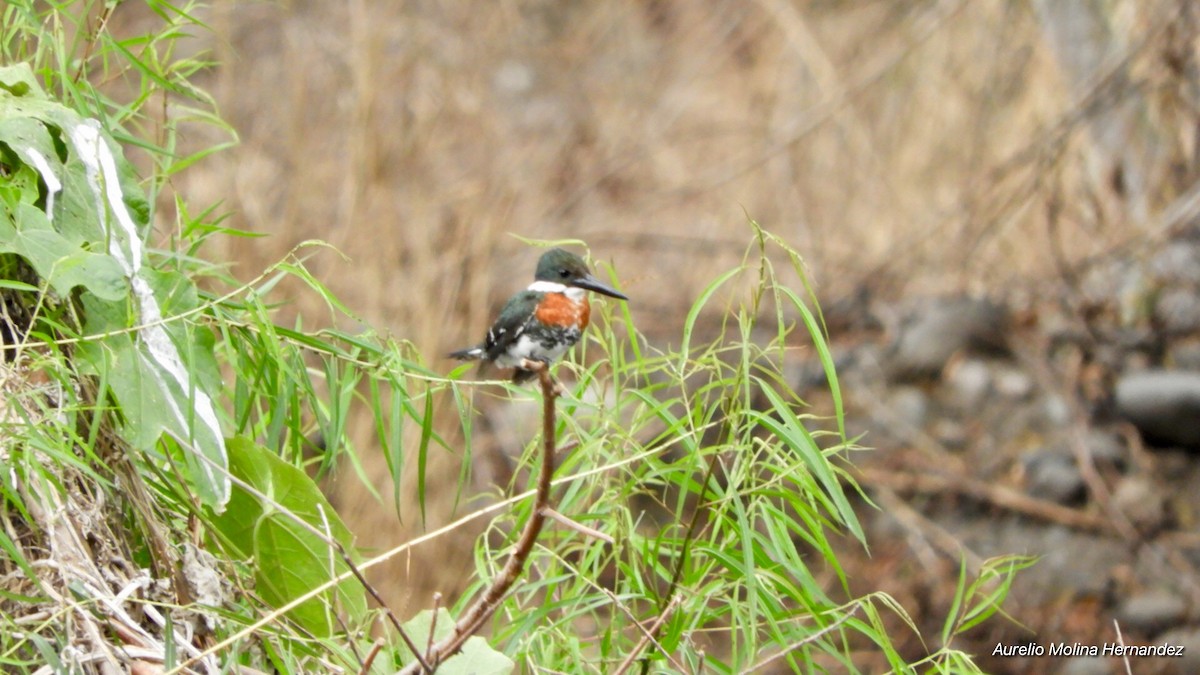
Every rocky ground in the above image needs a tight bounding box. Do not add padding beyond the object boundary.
[799,225,1200,674]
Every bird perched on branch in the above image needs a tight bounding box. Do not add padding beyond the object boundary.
[450,248,628,383]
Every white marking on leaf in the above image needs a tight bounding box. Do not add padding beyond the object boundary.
[70,120,229,507]
[22,148,61,221]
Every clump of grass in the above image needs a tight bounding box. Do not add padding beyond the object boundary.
[395,226,1032,673]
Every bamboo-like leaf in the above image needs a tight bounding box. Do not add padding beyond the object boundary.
[417,389,435,527]
[751,381,865,544]
[680,266,741,367]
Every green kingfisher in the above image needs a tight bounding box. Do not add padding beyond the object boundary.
[450,248,628,383]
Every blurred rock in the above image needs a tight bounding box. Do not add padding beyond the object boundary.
[820,285,882,334]
[792,347,869,393]
[1079,258,1145,319]
[945,358,992,410]
[1154,287,1200,335]
[1084,429,1127,469]
[932,418,969,451]
[1078,260,1121,305]
[1043,394,1072,426]
[964,519,1125,598]
[493,60,535,95]
[1114,370,1200,449]
[887,386,930,429]
[885,296,1010,382]
[1167,337,1200,370]
[1150,240,1200,286]
[1115,589,1188,636]
[1157,627,1200,672]
[994,366,1035,400]
[1022,450,1085,505]
[1112,476,1168,533]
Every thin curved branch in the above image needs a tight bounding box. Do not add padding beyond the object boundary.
[403,361,561,672]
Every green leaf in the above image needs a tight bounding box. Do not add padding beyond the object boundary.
[401,608,514,675]
[4,203,127,300]
[750,381,865,544]
[0,63,149,298]
[417,390,434,527]
[0,63,42,97]
[210,437,367,636]
[77,290,229,508]
[780,285,846,440]
[942,557,970,647]
[681,266,741,366]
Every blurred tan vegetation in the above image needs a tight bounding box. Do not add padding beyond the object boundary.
[116,0,1197,614]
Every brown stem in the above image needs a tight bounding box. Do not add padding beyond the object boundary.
[660,452,719,613]
[541,507,615,544]
[612,598,681,675]
[632,451,719,675]
[402,362,560,672]
[358,639,385,675]
[424,592,442,661]
[74,4,115,83]
[335,539,430,672]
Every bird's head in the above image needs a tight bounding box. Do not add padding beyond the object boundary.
[534,248,628,300]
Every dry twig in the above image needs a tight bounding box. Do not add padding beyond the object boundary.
[612,597,682,675]
[402,360,562,672]
[856,467,1110,533]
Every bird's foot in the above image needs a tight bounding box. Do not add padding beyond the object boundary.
[519,359,566,396]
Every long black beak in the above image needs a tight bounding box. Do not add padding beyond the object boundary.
[573,274,628,301]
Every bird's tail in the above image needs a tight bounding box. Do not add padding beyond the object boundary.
[449,346,485,361]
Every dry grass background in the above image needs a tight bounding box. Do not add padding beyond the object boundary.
[120,0,1197,620]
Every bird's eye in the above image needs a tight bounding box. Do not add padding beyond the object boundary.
[559,268,570,279]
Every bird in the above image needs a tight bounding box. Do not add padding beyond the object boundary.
[450,248,628,384]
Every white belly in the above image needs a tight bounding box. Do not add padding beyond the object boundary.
[493,334,571,369]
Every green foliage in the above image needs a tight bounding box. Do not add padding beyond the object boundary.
[428,229,1026,673]
[0,2,1026,673]
[0,2,420,671]
[0,59,228,506]
[402,608,514,675]
[209,437,367,637]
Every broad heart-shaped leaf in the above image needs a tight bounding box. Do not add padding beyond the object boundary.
[0,157,41,214]
[0,63,43,97]
[139,267,224,395]
[0,116,66,222]
[401,608,514,675]
[77,286,229,508]
[0,65,147,245]
[209,438,367,637]
[0,64,149,235]
[0,202,128,301]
